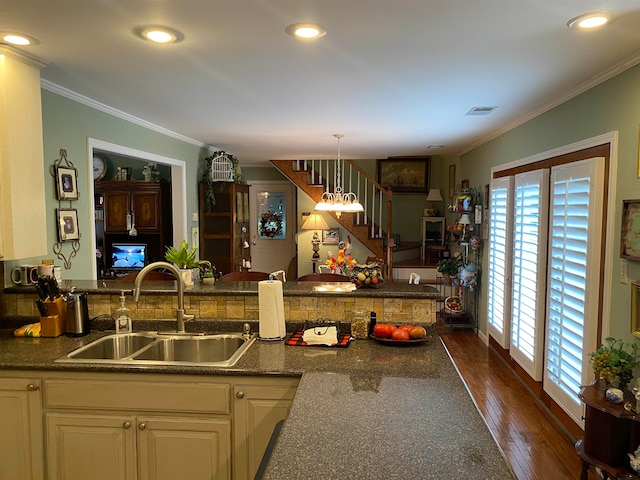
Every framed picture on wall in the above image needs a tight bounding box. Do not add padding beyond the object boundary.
[322,228,340,244]
[56,208,80,242]
[376,157,430,193]
[621,199,640,261]
[448,165,456,199]
[55,166,78,200]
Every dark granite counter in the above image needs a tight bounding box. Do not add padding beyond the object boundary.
[0,323,515,479]
[4,279,439,299]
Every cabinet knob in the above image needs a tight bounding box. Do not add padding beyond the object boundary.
[236,391,245,399]
[138,422,147,430]
[26,383,39,391]
[123,421,131,429]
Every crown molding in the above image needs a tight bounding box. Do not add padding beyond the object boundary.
[460,51,640,156]
[0,44,47,70]
[40,79,217,151]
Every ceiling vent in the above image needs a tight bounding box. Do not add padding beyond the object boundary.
[427,144,445,149]
[466,106,498,116]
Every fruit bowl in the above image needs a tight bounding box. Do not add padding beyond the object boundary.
[350,263,383,288]
[369,335,430,346]
[444,296,464,314]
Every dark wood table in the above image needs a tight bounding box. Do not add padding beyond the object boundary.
[577,380,640,479]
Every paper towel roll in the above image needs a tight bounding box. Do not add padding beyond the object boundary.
[258,280,286,340]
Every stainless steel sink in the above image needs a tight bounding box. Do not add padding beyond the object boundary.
[57,332,256,367]
[133,335,249,364]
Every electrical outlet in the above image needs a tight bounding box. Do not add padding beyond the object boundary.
[191,212,198,222]
[621,260,628,284]
[191,227,199,250]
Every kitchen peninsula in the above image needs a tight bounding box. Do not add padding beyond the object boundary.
[3,280,440,329]
[0,319,515,480]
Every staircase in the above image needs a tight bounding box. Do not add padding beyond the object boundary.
[270,159,396,281]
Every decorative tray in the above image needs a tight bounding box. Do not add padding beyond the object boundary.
[369,335,430,346]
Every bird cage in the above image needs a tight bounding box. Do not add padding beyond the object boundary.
[209,152,234,182]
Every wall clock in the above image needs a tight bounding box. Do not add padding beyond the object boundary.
[93,154,107,181]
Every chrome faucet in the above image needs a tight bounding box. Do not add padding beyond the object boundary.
[133,261,194,333]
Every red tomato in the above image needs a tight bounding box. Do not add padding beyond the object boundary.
[391,329,410,341]
[373,323,393,339]
[398,325,414,332]
[409,326,427,339]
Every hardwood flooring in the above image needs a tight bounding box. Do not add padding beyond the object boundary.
[440,330,598,480]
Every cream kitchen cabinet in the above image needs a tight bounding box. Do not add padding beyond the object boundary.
[0,377,44,480]
[43,373,299,480]
[0,46,47,260]
[232,379,298,480]
[45,375,232,480]
[46,413,231,480]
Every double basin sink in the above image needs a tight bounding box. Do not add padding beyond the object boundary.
[57,331,257,367]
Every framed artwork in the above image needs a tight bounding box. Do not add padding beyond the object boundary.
[448,165,456,199]
[322,228,340,244]
[236,191,244,222]
[376,157,430,193]
[632,282,640,337]
[56,208,80,242]
[461,179,470,189]
[55,166,78,200]
[121,167,132,180]
[621,200,640,261]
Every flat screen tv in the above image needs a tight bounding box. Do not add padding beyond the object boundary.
[111,243,147,271]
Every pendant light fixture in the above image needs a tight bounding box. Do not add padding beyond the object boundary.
[315,134,364,218]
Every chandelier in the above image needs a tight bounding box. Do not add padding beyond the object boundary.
[315,134,364,218]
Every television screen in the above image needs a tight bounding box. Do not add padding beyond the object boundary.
[111,243,147,270]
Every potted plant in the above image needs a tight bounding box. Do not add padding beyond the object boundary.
[197,260,219,285]
[142,162,161,182]
[436,256,463,284]
[165,240,199,286]
[589,337,640,389]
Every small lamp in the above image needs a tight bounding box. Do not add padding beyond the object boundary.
[424,188,443,216]
[301,212,329,260]
[458,213,472,243]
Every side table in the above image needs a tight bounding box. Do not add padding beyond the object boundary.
[577,380,640,479]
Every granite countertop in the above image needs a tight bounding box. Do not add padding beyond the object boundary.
[4,280,440,299]
[0,324,515,479]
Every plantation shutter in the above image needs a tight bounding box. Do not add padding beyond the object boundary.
[509,170,549,381]
[543,158,604,425]
[487,176,514,348]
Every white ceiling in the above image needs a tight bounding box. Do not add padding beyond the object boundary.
[4,0,640,165]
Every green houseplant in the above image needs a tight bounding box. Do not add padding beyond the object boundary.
[436,256,464,284]
[197,260,220,285]
[165,240,198,286]
[589,337,640,389]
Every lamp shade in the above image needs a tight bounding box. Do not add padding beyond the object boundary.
[458,213,472,225]
[425,188,443,202]
[301,212,329,230]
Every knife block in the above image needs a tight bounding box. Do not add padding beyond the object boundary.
[41,297,66,337]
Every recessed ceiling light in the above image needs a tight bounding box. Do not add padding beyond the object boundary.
[133,25,184,44]
[285,23,327,40]
[567,11,614,30]
[0,32,40,46]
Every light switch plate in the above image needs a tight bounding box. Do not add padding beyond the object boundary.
[621,260,628,284]
[191,212,198,222]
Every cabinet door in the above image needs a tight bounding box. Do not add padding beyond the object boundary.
[46,413,136,480]
[137,416,231,480]
[0,378,44,480]
[233,384,297,480]
[104,190,132,233]
[132,190,161,233]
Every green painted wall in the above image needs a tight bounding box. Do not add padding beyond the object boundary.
[5,89,211,281]
[460,63,640,341]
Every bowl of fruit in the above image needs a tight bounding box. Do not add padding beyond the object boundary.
[370,323,430,346]
[351,263,383,288]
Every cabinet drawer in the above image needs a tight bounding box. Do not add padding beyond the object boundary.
[45,379,230,414]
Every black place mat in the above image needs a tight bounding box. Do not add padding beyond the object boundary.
[285,331,351,348]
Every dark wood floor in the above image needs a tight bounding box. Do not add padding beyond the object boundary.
[440,330,597,480]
